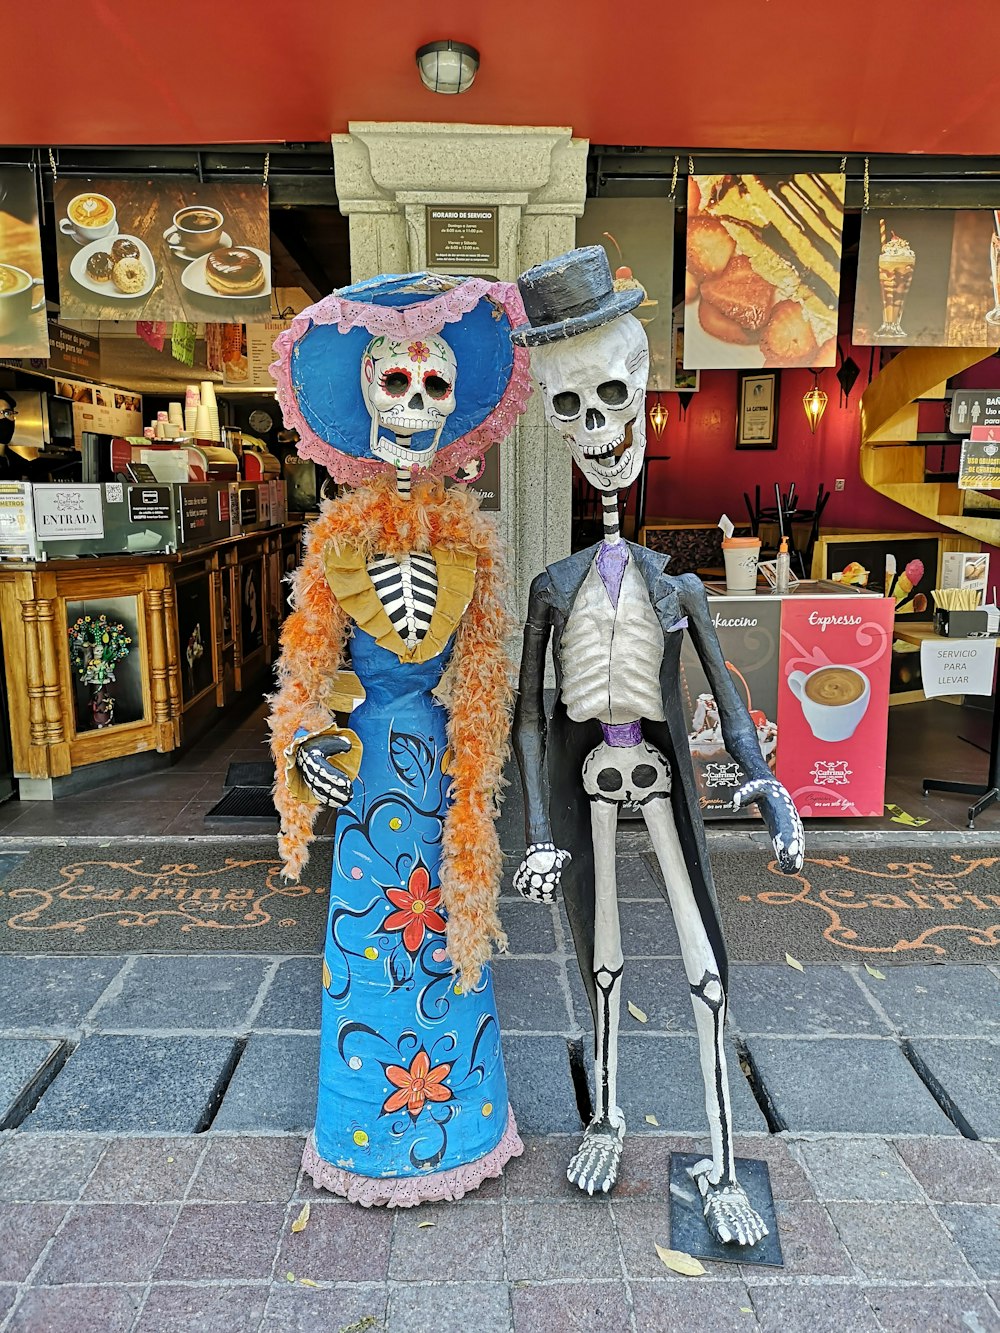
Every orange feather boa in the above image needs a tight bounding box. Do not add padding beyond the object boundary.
[269,474,513,985]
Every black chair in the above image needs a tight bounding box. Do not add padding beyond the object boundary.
[743,482,831,580]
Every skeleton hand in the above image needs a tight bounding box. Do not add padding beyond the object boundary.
[513,842,571,903]
[296,736,355,809]
[733,777,803,873]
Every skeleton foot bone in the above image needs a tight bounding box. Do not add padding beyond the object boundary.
[567,1113,625,1195]
[688,1158,768,1246]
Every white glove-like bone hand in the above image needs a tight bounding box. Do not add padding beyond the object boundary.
[733,777,804,874]
[296,736,354,809]
[513,842,572,903]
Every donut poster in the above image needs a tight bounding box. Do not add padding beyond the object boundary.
[0,168,48,359]
[684,172,845,369]
[54,177,271,322]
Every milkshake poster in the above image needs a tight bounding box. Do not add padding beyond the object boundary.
[776,598,895,818]
[853,209,1000,347]
[0,168,48,359]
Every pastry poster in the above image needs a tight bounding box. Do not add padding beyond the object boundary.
[684,172,845,369]
[54,178,271,323]
[776,597,895,818]
[577,197,675,390]
[0,168,48,359]
[853,209,1000,347]
[681,596,782,818]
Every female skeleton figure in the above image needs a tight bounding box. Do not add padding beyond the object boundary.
[511,247,803,1246]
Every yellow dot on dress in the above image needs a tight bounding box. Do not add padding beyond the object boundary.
[364,946,378,960]
[353,1130,369,1147]
[454,983,463,996]
[389,817,402,831]
[482,1102,493,1117]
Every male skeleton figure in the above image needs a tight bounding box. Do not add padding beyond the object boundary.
[510,247,803,1246]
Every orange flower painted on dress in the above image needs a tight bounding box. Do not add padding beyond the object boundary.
[407,341,430,363]
[382,862,446,954]
[383,1048,453,1118]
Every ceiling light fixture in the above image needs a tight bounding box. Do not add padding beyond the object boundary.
[802,370,828,434]
[416,41,480,95]
[648,394,669,438]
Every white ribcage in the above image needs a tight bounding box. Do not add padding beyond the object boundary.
[367,552,438,648]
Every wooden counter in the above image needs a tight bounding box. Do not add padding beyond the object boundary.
[0,524,302,798]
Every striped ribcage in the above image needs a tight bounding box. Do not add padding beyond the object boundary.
[367,552,438,648]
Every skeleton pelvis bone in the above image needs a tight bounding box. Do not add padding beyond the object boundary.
[582,738,671,805]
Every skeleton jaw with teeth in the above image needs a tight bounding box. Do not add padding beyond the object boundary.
[529,314,648,492]
[360,333,458,471]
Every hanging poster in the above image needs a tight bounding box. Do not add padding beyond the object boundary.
[0,168,48,359]
[53,378,142,444]
[576,198,675,390]
[54,178,271,323]
[853,210,1000,347]
[223,319,293,387]
[684,172,845,369]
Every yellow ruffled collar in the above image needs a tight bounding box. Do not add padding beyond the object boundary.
[324,545,476,664]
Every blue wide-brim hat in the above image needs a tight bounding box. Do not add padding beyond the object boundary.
[271,272,530,485]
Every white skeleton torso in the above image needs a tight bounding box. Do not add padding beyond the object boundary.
[560,551,665,724]
[367,552,438,648]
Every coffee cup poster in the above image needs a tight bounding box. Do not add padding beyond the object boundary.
[684,172,846,369]
[54,178,271,322]
[776,597,895,818]
[0,168,48,358]
[853,209,1000,346]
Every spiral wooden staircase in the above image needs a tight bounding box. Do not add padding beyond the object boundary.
[860,346,1000,542]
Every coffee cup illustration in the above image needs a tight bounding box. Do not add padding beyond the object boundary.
[788,664,870,743]
[60,192,117,242]
[0,264,45,336]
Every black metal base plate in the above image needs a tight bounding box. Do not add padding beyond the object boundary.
[668,1153,783,1268]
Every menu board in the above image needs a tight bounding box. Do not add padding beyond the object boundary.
[853,209,1000,347]
[54,378,142,445]
[54,178,271,323]
[0,168,48,359]
[684,172,845,369]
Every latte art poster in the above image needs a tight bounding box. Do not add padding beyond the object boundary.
[54,177,271,322]
[0,168,48,359]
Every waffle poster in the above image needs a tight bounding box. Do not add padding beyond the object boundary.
[54,178,271,323]
[853,210,1000,347]
[0,169,48,359]
[577,197,675,391]
[684,173,845,369]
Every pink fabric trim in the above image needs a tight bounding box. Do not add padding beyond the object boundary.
[301,1105,524,1208]
[269,279,531,486]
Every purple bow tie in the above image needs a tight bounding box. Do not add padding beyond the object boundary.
[597,541,628,608]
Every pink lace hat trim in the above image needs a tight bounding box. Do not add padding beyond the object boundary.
[301,1105,524,1208]
[269,279,531,487]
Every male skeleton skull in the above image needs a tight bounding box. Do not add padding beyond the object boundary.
[510,246,804,1249]
[360,332,458,470]
[529,315,647,491]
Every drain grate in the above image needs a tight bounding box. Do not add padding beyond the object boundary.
[205,786,277,820]
[223,761,274,789]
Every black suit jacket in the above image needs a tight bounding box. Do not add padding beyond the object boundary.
[513,540,773,1013]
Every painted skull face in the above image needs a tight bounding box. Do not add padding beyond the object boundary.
[360,333,458,469]
[528,314,648,491]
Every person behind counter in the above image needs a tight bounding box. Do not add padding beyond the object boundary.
[0,390,80,483]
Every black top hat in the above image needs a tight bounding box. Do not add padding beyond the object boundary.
[511,245,645,347]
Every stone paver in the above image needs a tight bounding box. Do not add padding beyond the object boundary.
[895,1137,1000,1204]
[253,957,322,1031]
[827,1200,971,1281]
[745,1036,958,1134]
[189,1135,304,1202]
[749,1198,853,1278]
[92,955,270,1031]
[82,1137,202,1202]
[728,962,888,1035]
[6,1284,142,1333]
[23,1035,238,1132]
[864,964,1000,1037]
[865,1284,1000,1332]
[0,957,123,1031]
[937,1204,1000,1280]
[154,1202,286,1280]
[0,1130,104,1201]
[34,1203,176,1285]
[211,1034,318,1132]
[749,1284,881,1332]
[389,1282,510,1333]
[134,1283,268,1333]
[492,958,573,1032]
[500,1035,583,1133]
[274,1198,392,1281]
[498,899,558,955]
[794,1138,921,1201]
[261,1284,388,1332]
[612,1035,768,1133]
[631,1280,756,1333]
[618,958,699,1033]
[505,1200,618,1280]
[389,1200,503,1281]
[0,1202,67,1282]
[512,1280,631,1332]
[607,898,681,956]
[907,1037,1000,1138]
[0,1037,64,1130]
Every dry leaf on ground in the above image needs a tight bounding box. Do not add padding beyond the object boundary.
[299,1278,320,1288]
[784,953,804,972]
[644,1114,659,1126]
[654,1243,706,1276]
[417,1221,436,1229]
[627,1001,648,1023]
[291,1202,311,1233]
[864,963,886,980]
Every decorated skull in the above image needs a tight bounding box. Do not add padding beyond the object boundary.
[360,332,458,469]
[528,313,648,491]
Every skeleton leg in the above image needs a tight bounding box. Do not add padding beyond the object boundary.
[642,795,767,1246]
[567,798,626,1195]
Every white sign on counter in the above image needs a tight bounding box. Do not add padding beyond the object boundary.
[920,638,995,698]
[33,484,104,541]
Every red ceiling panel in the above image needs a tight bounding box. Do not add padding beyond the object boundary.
[7,0,1000,154]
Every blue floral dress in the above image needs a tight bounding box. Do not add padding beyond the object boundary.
[310,620,514,1196]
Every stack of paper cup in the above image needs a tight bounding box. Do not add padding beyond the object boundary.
[184,385,200,437]
[168,402,184,430]
[194,403,212,439]
[200,382,220,442]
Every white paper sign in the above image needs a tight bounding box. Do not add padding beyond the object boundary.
[920,638,995,698]
[33,485,104,541]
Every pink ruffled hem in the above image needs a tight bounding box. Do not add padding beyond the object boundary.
[301,1105,524,1208]
[268,278,531,487]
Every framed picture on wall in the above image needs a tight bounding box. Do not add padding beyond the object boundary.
[736,371,780,449]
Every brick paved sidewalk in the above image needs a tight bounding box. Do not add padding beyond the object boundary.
[0,838,998,1331]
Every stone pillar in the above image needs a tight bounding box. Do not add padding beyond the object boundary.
[331,122,589,616]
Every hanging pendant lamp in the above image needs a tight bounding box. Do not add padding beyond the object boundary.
[802,370,828,434]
